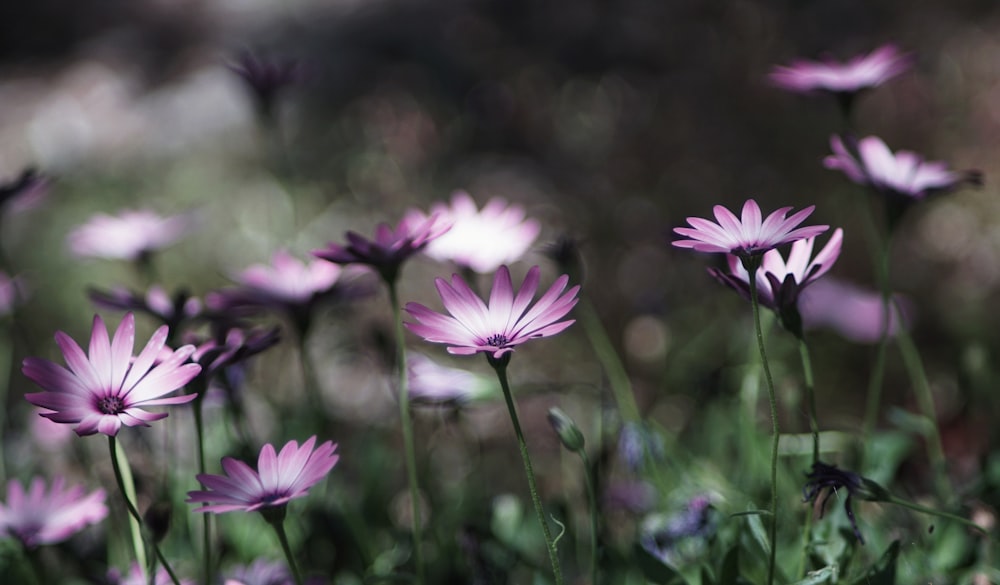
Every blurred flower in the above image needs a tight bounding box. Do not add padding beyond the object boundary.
[618,421,666,473]
[639,495,717,566]
[108,563,194,585]
[798,278,911,343]
[603,481,656,514]
[803,461,890,544]
[0,272,27,316]
[313,212,451,283]
[418,191,541,274]
[0,476,107,548]
[67,209,194,261]
[769,45,912,96]
[407,353,496,405]
[224,558,326,585]
[825,135,981,204]
[22,313,200,436]
[187,436,338,514]
[228,52,303,121]
[673,199,828,260]
[404,265,579,360]
[188,326,282,380]
[709,229,843,336]
[0,168,50,215]
[89,285,202,332]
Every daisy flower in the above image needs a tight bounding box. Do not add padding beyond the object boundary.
[673,199,828,259]
[0,476,107,548]
[22,313,201,436]
[769,44,912,96]
[67,209,194,261]
[187,437,338,514]
[404,265,579,360]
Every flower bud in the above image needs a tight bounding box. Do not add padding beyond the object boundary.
[547,407,585,453]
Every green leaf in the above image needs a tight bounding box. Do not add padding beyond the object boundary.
[850,540,899,585]
[634,541,682,585]
[788,566,838,585]
[717,543,739,585]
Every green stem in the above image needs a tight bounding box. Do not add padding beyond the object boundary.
[797,339,819,465]
[108,437,181,585]
[193,396,212,585]
[269,517,305,585]
[578,298,641,423]
[490,358,564,585]
[387,280,425,585]
[861,211,892,447]
[887,496,989,537]
[748,267,780,585]
[580,451,599,585]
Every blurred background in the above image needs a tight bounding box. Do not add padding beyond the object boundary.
[2,0,1000,580]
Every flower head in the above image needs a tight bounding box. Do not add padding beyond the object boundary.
[0,476,107,548]
[108,563,195,585]
[187,436,338,514]
[404,265,579,360]
[639,495,717,566]
[798,278,911,343]
[673,199,828,259]
[825,135,981,202]
[22,313,201,436]
[89,285,202,332]
[407,353,496,406]
[67,209,194,261]
[188,326,282,380]
[769,44,912,96]
[418,191,541,273]
[229,52,303,120]
[224,558,327,585]
[0,271,27,316]
[803,461,890,544]
[312,212,451,283]
[0,168,49,215]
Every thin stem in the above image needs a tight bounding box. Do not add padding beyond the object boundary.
[748,267,780,585]
[108,437,181,585]
[578,297,641,423]
[797,339,819,465]
[580,451,599,585]
[861,211,891,446]
[270,518,305,585]
[193,396,212,585]
[491,359,564,585]
[887,495,989,537]
[387,280,425,585]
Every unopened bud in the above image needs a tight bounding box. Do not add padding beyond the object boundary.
[547,407,585,453]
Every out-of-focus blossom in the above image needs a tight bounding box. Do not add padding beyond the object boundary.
[224,558,326,585]
[673,199,828,260]
[188,326,282,380]
[108,563,194,585]
[407,353,496,405]
[312,212,451,283]
[0,168,50,215]
[639,495,717,566]
[798,278,911,343]
[22,313,200,436]
[89,285,202,332]
[67,209,194,261]
[803,461,890,544]
[405,265,579,360]
[418,191,541,274]
[769,45,912,96]
[603,481,656,514]
[825,135,981,204]
[0,272,27,316]
[618,421,666,473]
[0,476,107,548]
[228,52,303,120]
[709,229,843,336]
[187,437,338,514]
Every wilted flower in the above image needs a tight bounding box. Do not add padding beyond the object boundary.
[187,436,338,514]
[798,278,910,343]
[22,313,200,436]
[229,52,303,121]
[825,135,981,206]
[673,199,828,261]
[313,212,451,283]
[0,476,107,548]
[89,285,202,333]
[769,45,912,97]
[803,461,890,544]
[407,353,496,405]
[405,265,579,360]
[67,209,194,261]
[418,191,541,274]
[0,168,49,215]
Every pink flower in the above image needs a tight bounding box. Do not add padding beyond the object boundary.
[187,437,339,513]
[22,313,201,436]
[108,563,195,585]
[798,278,911,343]
[769,44,912,95]
[0,476,107,548]
[0,271,27,316]
[673,199,828,258]
[89,285,202,331]
[709,228,843,310]
[407,353,496,405]
[418,191,541,273]
[404,265,579,359]
[824,135,981,200]
[312,213,451,282]
[0,168,49,215]
[67,209,194,261]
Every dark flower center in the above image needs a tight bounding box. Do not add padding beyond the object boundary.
[98,395,126,415]
[486,334,509,347]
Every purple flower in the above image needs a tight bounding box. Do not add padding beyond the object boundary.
[224,558,326,585]
[312,212,451,283]
[798,278,911,343]
[188,326,282,379]
[803,461,890,544]
[228,52,303,120]
[67,209,194,261]
[0,271,27,316]
[89,285,202,332]
[22,313,201,436]
[673,199,828,259]
[108,563,195,585]
[639,495,717,566]
[0,168,49,215]
[404,265,579,360]
[769,44,912,96]
[187,436,339,514]
[418,191,541,274]
[407,353,496,405]
[0,476,107,548]
[824,135,981,202]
